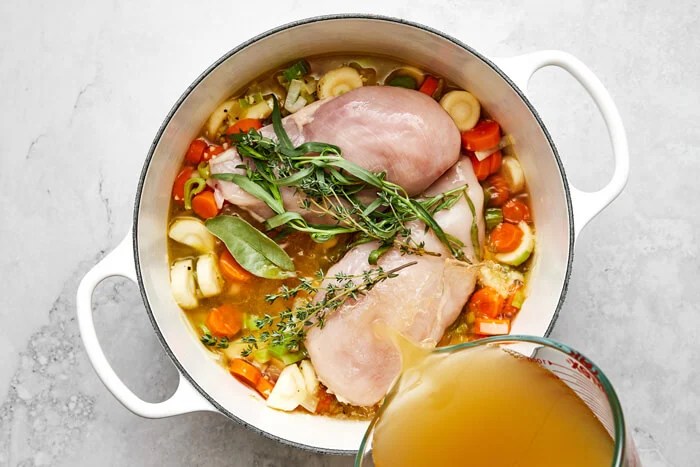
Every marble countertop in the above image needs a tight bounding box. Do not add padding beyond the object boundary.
[1,0,697,465]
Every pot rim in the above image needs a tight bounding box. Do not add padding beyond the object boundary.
[132,13,575,455]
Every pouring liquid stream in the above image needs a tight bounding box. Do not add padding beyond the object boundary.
[369,327,614,467]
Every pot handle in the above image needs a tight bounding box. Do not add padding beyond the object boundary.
[76,230,216,417]
[493,51,629,237]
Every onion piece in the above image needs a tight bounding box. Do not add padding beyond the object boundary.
[474,135,516,161]
[266,364,308,411]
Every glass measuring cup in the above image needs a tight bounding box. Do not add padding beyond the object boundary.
[355,335,640,467]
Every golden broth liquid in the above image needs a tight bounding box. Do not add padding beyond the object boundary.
[372,341,614,467]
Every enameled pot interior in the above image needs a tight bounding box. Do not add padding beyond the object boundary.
[134,16,573,453]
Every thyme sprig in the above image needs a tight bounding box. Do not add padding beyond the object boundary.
[240,261,417,356]
[214,97,472,262]
[200,325,230,349]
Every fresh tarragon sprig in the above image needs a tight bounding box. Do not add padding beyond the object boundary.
[213,96,474,263]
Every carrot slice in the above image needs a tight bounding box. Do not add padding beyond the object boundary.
[418,75,439,97]
[474,318,510,336]
[206,304,243,338]
[502,198,531,223]
[484,174,511,207]
[469,153,491,182]
[172,167,194,202]
[255,377,275,399]
[468,287,505,319]
[185,139,208,165]
[488,150,502,174]
[191,191,219,219]
[219,250,253,283]
[229,358,262,387]
[489,223,524,253]
[461,120,501,151]
[226,118,263,135]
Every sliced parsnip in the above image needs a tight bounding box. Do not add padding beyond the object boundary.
[240,99,272,119]
[317,66,363,99]
[501,156,526,193]
[266,364,307,411]
[170,258,198,309]
[196,253,223,297]
[439,90,481,131]
[206,98,240,138]
[169,217,216,253]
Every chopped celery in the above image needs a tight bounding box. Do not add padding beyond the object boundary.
[283,60,309,82]
[253,348,271,364]
[511,287,527,309]
[388,76,417,89]
[244,313,261,330]
[269,345,306,365]
[485,208,503,230]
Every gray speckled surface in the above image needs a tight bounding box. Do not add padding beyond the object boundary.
[1,1,697,465]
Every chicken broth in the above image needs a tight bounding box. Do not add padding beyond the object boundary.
[371,341,614,467]
[166,54,535,418]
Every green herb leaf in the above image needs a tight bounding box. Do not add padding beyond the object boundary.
[271,97,293,150]
[205,215,296,279]
[282,60,309,82]
[212,173,284,214]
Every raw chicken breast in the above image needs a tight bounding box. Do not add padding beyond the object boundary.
[209,86,460,220]
[303,86,461,195]
[305,157,484,406]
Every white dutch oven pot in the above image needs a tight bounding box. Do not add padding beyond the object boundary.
[76,15,628,454]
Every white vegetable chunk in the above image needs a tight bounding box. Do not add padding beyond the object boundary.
[299,360,320,413]
[266,364,308,411]
[170,258,198,309]
[196,253,223,298]
[501,156,526,193]
[439,90,481,131]
[168,217,216,253]
[240,99,272,120]
[206,98,240,138]
[284,79,308,113]
[317,66,363,99]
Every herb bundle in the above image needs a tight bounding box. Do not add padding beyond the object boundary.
[240,261,417,355]
[213,97,472,263]
[211,96,478,354]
